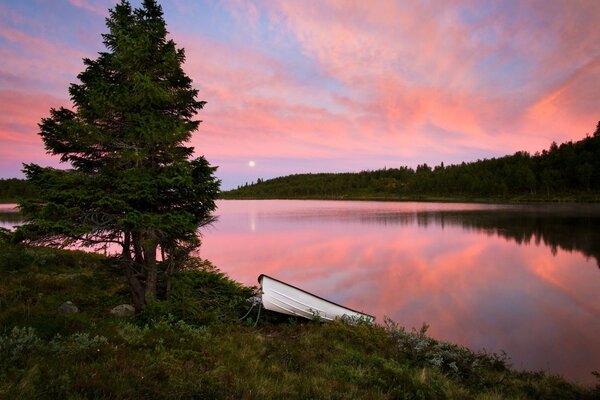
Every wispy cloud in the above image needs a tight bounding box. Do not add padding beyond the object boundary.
[67,0,115,16]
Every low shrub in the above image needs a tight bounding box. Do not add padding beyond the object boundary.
[0,327,42,369]
[384,317,510,383]
[139,263,257,325]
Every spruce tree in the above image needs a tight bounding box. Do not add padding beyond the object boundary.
[19,0,220,310]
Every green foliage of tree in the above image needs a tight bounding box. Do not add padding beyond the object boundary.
[224,123,600,201]
[18,0,220,310]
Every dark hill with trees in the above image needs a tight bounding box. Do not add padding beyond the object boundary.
[223,122,600,202]
[0,179,37,203]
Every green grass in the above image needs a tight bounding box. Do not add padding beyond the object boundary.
[1,242,598,399]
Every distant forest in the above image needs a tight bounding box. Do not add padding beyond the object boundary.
[223,121,600,202]
[0,178,37,202]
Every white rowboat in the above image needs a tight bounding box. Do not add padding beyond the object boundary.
[258,274,375,323]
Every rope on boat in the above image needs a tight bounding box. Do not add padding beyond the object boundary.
[253,301,262,328]
[238,303,256,321]
[238,294,263,327]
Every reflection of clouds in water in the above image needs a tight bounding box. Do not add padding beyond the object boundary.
[0,204,21,230]
[256,201,600,268]
[0,204,18,212]
[203,200,600,384]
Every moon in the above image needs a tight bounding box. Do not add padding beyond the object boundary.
[248,160,256,167]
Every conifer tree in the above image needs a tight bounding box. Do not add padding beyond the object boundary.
[19,0,220,310]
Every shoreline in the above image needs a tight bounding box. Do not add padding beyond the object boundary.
[4,193,600,206]
[219,194,600,204]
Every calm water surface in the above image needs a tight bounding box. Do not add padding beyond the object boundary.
[0,204,19,230]
[2,200,599,383]
[200,200,600,384]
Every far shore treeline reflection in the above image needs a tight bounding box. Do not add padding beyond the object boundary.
[277,205,600,269]
[435,208,600,269]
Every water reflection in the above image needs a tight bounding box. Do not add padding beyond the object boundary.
[201,200,600,384]
[0,204,19,230]
[257,203,600,268]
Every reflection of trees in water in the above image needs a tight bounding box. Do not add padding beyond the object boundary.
[431,210,600,268]
[0,212,23,225]
[271,205,600,268]
[384,210,600,268]
[408,210,600,269]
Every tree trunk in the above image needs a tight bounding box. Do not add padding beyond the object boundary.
[165,251,175,296]
[122,232,146,312]
[126,263,146,312]
[143,233,158,299]
[132,231,144,266]
[122,231,131,260]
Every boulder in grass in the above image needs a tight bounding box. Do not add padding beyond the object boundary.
[58,301,79,314]
[110,304,135,317]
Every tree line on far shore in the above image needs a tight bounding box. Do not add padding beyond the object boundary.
[223,122,600,201]
[0,178,37,202]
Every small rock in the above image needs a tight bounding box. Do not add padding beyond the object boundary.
[58,301,79,314]
[109,304,135,317]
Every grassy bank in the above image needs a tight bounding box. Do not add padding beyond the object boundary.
[1,242,597,399]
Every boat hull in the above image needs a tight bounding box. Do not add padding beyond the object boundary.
[258,274,374,323]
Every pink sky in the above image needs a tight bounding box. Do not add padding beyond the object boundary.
[1,0,599,188]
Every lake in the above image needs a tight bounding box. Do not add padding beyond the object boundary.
[200,200,600,384]
[2,199,599,384]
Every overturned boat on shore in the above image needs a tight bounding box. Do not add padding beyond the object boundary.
[258,274,374,323]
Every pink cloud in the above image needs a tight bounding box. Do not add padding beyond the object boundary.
[218,0,261,29]
[0,90,68,142]
[0,90,69,174]
[0,23,89,93]
[229,0,600,158]
[525,57,600,140]
[67,0,114,16]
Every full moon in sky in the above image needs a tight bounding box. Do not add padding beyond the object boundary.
[248,160,256,167]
